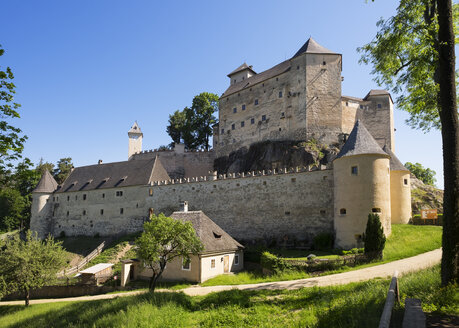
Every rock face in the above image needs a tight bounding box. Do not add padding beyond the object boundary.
[214,140,339,174]
[410,175,444,214]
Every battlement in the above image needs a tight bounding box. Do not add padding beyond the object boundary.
[151,164,331,186]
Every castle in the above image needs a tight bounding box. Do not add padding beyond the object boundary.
[31,38,411,249]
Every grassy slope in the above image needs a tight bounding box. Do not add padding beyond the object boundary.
[201,224,442,286]
[0,266,456,328]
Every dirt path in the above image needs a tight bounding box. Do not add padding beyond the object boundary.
[0,248,441,305]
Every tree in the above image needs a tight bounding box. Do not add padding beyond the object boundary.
[363,214,386,259]
[135,213,203,292]
[0,231,67,306]
[36,158,54,175]
[0,188,27,232]
[52,157,73,185]
[405,162,437,186]
[166,92,219,150]
[360,0,459,285]
[0,45,27,171]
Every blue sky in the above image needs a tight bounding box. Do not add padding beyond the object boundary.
[1,0,444,188]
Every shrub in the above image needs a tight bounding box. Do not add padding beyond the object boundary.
[364,214,386,259]
[260,251,291,274]
[313,232,334,250]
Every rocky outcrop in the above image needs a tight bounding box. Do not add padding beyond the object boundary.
[410,175,444,214]
[214,140,339,174]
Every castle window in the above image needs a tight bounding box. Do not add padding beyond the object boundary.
[404,178,408,185]
[83,194,87,200]
[279,91,283,98]
[254,99,258,105]
[377,104,382,108]
[234,254,240,265]
[100,209,104,215]
[149,188,153,196]
[346,101,349,106]
[67,196,70,201]
[116,191,123,197]
[75,195,78,200]
[262,115,266,121]
[372,208,381,213]
[276,77,278,81]
[53,197,55,201]
[291,178,296,182]
[297,65,299,70]
[221,128,224,134]
[241,121,245,127]
[320,210,326,216]
[66,211,69,216]
[251,118,255,124]
[360,105,363,109]
[242,104,246,110]
[285,211,290,215]
[231,124,235,130]
[182,257,191,271]
[102,193,105,198]
[233,107,237,113]
[120,208,124,214]
[211,259,216,268]
[83,210,86,215]
[323,61,326,65]
[340,208,347,215]
[233,79,236,84]
[351,166,358,175]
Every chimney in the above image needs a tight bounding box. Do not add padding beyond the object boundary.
[98,159,103,165]
[180,201,188,212]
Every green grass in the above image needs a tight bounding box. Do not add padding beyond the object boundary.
[0,266,456,328]
[202,224,442,286]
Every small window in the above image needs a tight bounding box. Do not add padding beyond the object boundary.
[211,259,216,268]
[279,91,283,98]
[291,178,296,183]
[100,209,104,215]
[149,188,153,196]
[351,166,358,175]
[346,102,349,106]
[404,179,408,185]
[251,118,255,124]
[254,99,258,105]
[377,104,382,108]
[320,210,326,216]
[75,195,78,200]
[372,208,381,213]
[67,196,70,201]
[116,191,123,197]
[276,77,278,81]
[120,208,124,214]
[360,105,363,109]
[242,104,246,110]
[83,210,86,215]
[83,194,87,200]
[262,115,266,121]
[340,208,347,215]
[221,128,224,134]
[102,193,105,198]
[297,65,299,70]
[231,124,235,130]
[233,107,237,113]
[66,211,69,216]
[234,254,240,265]
[53,197,55,201]
[285,211,290,215]
[241,121,245,127]
[182,257,191,271]
[323,61,326,65]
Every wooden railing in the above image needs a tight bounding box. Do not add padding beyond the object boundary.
[379,271,400,328]
[58,241,106,277]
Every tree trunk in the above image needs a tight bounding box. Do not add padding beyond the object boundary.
[436,0,459,286]
[24,288,30,307]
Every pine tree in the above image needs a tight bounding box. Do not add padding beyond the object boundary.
[363,213,386,259]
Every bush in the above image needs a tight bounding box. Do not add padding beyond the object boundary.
[313,232,334,250]
[363,214,386,259]
[260,251,291,274]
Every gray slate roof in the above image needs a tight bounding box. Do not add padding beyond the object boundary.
[292,37,337,57]
[335,120,389,159]
[55,158,170,193]
[33,170,58,193]
[227,62,256,77]
[383,145,409,171]
[170,210,243,253]
[128,122,143,135]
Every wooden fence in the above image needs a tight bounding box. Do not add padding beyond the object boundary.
[58,241,106,277]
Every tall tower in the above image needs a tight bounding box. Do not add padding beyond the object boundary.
[30,170,58,238]
[333,120,391,249]
[128,122,143,159]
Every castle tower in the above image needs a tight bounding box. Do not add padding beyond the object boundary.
[128,122,143,159]
[333,120,391,249]
[383,145,411,224]
[30,170,58,238]
[227,63,256,85]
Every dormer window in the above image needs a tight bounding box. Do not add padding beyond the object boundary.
[213,231,222,239]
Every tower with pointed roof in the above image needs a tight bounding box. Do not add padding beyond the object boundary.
[128,122,143,159]
[30,170,58,238]
[333,120,391,249]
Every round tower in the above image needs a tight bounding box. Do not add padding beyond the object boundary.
[30,170,58,238]
[384,146,411,224]
[128,121,143,159]
[333,120,391,249]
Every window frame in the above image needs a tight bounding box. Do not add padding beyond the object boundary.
[182,257,191,271]
[234,254,239,265]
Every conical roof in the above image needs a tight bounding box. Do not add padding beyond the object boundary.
[33,170,58,193]
[383,145,409,171]
[292,37,337,58]
[335,120,389,159]
[227,62,256,77]
[128,122,142,135]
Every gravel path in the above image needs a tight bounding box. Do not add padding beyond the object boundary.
[0,248,441,305]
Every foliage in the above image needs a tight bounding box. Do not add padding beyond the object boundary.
[358,0,459,131]
[166,92,218,150]
[0,188,27,232]
[135,214,203,291]
[0,45,27,172]
[52,157,73,185]
[363,214,386,258]
[405,161,437,186]
[313,232,334,251]
[0,230,67,306]
[260,251,291,274]
[36,158,54,175]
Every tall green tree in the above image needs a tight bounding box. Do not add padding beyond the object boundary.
[0,231,67,306]
[360,0,458,285]
[0,45,27,171]
[135,213,203,292]
[53,157,73,185]
[363,214,386,259]
[405,162,437,186]
[0,188,27,232]
[166,109,187,145]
